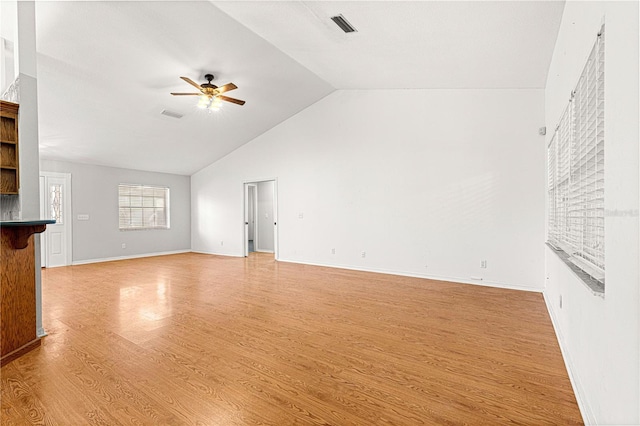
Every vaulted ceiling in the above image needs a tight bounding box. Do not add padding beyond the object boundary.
[33,1,565,176]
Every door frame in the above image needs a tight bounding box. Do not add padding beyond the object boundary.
[243,178,278,259]
[40,171,72,267]
[245,183,258,254]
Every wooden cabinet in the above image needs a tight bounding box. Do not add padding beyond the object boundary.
[1,220,54,366]
[0,101,19,194]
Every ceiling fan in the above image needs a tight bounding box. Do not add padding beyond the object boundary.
[171,74,245,110]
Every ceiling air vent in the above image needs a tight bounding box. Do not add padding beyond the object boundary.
[161,109,183,119]
[331,14,357,33]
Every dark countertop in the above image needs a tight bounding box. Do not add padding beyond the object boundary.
[0,219,56,227]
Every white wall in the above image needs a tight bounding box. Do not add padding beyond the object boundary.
[40,159,191,263]
[543,2,639,424]
[256,180,274,252]
[192,88,546,290]
[8,1,45,337]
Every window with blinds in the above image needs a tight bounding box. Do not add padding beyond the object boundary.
[547,25,605,286]
[119,184,170,230]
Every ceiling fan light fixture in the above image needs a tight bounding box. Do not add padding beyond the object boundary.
[197,94,211,109]
[172,75,245,108]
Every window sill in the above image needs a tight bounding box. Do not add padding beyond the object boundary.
[546,243,605,298]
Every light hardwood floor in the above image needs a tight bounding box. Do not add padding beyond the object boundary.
[1,252,582,425]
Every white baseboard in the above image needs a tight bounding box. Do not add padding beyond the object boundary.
[543,291,592,425]
[190,250,244,258]
[276,258,543,293]
[71,249,191,266]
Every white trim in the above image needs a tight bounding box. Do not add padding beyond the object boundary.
[244,183,249,257]
[272,179,278,260]
[543,291,592,425]
[243,178,278,260]
[191,250,244,258]
[118,183,170,230]
[244,183,258,257]
[252,184,259,251]
[71,249,191,266]
[276,258,543,293]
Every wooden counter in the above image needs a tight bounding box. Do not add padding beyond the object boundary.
[1,219,54,366]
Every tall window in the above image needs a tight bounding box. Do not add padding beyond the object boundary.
[547,26,605,287]
[119,184,170,230]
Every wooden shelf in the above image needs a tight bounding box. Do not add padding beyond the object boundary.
[0,101,19,194]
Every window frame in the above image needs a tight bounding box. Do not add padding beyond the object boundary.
[118,183,171,231]
[547,25,605,293]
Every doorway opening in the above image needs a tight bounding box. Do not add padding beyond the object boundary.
[247,184,257,253]
[244,179,278,259]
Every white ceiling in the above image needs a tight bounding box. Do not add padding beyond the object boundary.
[33,1,565,176]
[35,1,333,175]
[214,1,565,89]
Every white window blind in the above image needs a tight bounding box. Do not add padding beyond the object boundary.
[119,184,170,230]
[547,25,605,284]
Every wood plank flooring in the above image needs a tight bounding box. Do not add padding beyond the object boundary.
[1,252,582,425]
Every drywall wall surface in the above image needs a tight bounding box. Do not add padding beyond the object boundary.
[257,180,274,252]
[40,159,191,263]
[192,88,545,290]
[543,1,639,424]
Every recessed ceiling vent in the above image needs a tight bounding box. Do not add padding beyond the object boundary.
[331,14,357,33]
[161,109,183,119]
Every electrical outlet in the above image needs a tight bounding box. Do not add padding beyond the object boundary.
[480,260,487,268]
[298,213,304,219]
[121,243,126,249]
[361,251,366,258]
[331,248,335,254]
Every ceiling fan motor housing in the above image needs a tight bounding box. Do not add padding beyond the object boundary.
[202,74,217,90]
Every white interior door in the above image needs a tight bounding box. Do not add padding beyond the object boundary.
[244,183,249,257]
[248,185,257,243]
[40,172,72,267]
[272,179,278,260]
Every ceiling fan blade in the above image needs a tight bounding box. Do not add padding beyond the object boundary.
[218,95,245,106]
[180,76,203,90]
[214,83,238,94]
[171,92,201,96]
